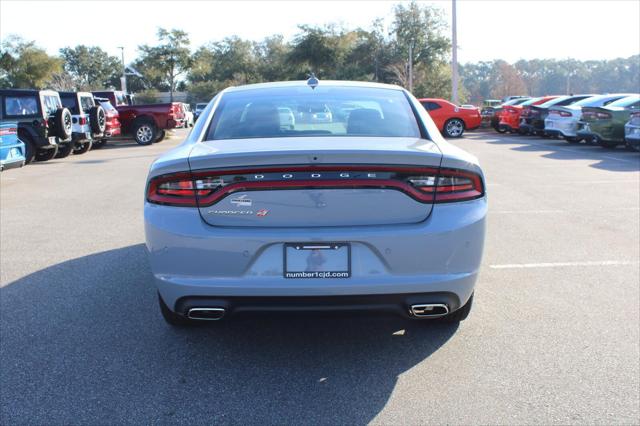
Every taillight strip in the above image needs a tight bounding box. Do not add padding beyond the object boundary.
[146,165,485,207]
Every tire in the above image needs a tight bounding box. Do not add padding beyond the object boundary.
[89,106,106,134]
[600,140,619,150]
[495,126,507,134]
[55,143,74,158]
[34,145,59,162]
[18,131,36,164]
[53,108,72,140]
[133,120,156,145]
[444,118,465,138]
[73,140,93,155]
[159,294,196,326]
[441,294,473,323]
[154,130,166,143]
[92,139,107,149]
[564,136,580,143]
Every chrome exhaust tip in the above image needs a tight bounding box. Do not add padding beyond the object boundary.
[187,307,226,321]
[410,304,449,318]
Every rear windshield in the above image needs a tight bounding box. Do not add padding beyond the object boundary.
[99,101,116,112]
[206,86,421,140]
[60,96,79,114]
[521,97,543,106]
[502,98,529,106]
[606,96,640,108]
[573,95,624,107]
[3,95,39,116]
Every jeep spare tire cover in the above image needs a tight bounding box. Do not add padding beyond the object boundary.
[54,108,73,139]
[89,105,106,134]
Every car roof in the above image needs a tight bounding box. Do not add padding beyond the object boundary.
[224,80,405,93]
[0,89,58,96]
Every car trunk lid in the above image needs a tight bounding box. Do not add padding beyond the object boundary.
[188,136,443,227]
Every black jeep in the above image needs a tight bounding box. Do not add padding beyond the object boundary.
[0,89,72,163]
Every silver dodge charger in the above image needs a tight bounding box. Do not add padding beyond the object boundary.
[144,79,487,326]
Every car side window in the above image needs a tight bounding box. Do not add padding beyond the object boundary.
[80,96,94,113]
[42,95,60,117]
[4,96,39,116]
[421,102,441,111]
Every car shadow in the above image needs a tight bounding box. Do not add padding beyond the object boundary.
[485,135,640,172]
[0,244,457,424]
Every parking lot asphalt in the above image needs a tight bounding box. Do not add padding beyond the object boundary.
[1,129,639,425]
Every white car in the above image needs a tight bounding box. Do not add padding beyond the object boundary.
[182,103,194,128]
[144,79,486,326]
[545,94,631,142]
[194,103,208,121]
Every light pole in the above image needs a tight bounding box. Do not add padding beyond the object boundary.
[118,46,127,93]
[408,41,413,93]
[451,0,459,105]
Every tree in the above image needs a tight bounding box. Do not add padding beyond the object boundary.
[0,35,62,89]
[59,45,121,90]
[489,60,527,99]
[137,28,191,100]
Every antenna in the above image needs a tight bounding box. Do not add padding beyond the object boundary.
[307,73,319,89]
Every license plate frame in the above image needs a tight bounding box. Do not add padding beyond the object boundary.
[283,242,351,279]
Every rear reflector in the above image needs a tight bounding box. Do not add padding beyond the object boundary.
[0,127,17,136]
[146,166,485,207]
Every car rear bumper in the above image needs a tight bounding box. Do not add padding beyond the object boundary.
[624,124,640,149]
[174,291,463,319]
[0,158,25,171]
[145,198,487,311]
[544,119,578,137]
[72,132,92,143]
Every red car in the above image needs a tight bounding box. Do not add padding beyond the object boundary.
[498,96,558,133]
[91,97,121,149]
[418,98,482,138]
[92,91,185,145]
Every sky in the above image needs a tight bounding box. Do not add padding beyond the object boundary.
[1,0,639,64]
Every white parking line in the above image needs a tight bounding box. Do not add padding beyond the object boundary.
[489,260,640,269]
[492,207,639,214]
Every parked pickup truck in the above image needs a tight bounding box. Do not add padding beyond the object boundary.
[92,91,185,145]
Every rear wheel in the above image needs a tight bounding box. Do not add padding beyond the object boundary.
[444,118,465,138]
[18,131,36,164]
[495,126,507,134]
[441,294,473,323]
[133,120,156,145]
[55,143,74,158]
[73,140,93,155]
[154,130,166,143]
[92,139,107,149]
[159,294,196,326]
[34,146,58,162]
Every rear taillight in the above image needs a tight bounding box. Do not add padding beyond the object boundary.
[147,167,485,207]
[549,110,571,117]
[407,169,484,203]
[583,110,612,120]
[0,127,17,136]
[79,117,87,125]
[146,173,209,207]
